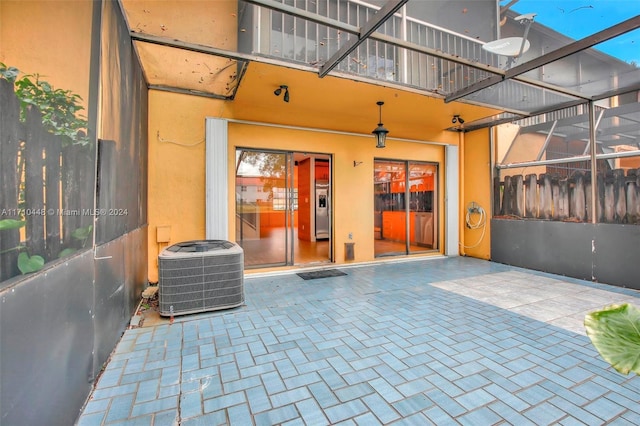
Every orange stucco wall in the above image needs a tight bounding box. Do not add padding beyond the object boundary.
[461,129,491,259]
[146,87,449,280]
[227,123,446,265]
[147,91,232,280]
[139,0,494,280]
[1,0,492,281]
[0,0,93,107]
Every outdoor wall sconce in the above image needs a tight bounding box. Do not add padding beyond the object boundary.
[372,101,389,149]
[452,115,465,124]
[274,85,290,102]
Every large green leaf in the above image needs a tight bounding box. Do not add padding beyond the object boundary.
[58,248,77,259]
[584,303,640,375]
[0,63,19,82]
[0,219,25,231]
[72,224,93,240]
[17,252,45,275]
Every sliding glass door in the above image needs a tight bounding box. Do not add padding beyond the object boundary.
[236,149,293,267]
[235,148,332,268]
[374,159,438,257]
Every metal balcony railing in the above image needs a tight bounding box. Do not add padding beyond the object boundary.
[239,0,501,95]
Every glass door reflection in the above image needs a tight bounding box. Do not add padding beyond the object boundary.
[374,159,438,257]
[374,160,408,257]
[235,149,292,267]
[235,149,332,268]
[408,162,437,254]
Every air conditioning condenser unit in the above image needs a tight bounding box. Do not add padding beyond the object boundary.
[158,240,244,316]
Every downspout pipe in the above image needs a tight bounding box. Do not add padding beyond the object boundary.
[459,131,465,255]
[588,101,598,224]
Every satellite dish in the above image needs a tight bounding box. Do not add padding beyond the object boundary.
[482,37,531,57]
[483,12,536,68]
[514,13,537,22]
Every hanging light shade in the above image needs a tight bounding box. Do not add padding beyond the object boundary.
[372,101,389,148]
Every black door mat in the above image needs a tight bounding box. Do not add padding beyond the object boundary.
[297,269,347,280]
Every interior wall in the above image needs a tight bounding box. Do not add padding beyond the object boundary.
[298,158,312,241]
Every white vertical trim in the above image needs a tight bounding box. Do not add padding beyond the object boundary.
[445,145,459,256]
[310,157,316,242]
[205,118,229,240]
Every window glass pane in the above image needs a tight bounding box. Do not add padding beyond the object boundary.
[408,162,437,253]
[374,160,407,257]
[374,159,438,257]
[235,150,288,267]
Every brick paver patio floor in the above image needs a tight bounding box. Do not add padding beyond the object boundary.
[77,257,640,425]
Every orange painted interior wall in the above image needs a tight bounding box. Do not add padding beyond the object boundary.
[298,159,312,241]
[296,159,331,242]
[257,167,299,233]
[316,161,329,181]
[378,174,435,243]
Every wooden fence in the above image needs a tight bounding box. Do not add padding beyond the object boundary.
[494,169,640,224]
[0,79,94,281]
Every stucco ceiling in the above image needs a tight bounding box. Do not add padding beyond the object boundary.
[229,61,498,139]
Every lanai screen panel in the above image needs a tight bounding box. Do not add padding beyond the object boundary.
[121,0,245,98]
[463,79,583,115]
[134,41,244,98]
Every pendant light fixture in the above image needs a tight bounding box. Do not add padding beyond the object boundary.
[372,101,389,149]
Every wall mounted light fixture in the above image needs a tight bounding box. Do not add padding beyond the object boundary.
[372,101,389,149]
[452,115,465,124]
[274,85,290,102]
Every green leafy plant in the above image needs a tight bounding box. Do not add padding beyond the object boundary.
[0,63,90,146]
[0,219,25,256]
[0,65,92,278]
[56,225,93,258]
[17,252,45,275]
[584,303,640,375]
[58,248,78,259]
[0,218,25,231]
[72,224,93,248]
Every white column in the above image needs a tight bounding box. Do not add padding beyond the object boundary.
[205,118,229,240]
[445,145,459,256]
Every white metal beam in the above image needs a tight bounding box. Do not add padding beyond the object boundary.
[445,15,640,103]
